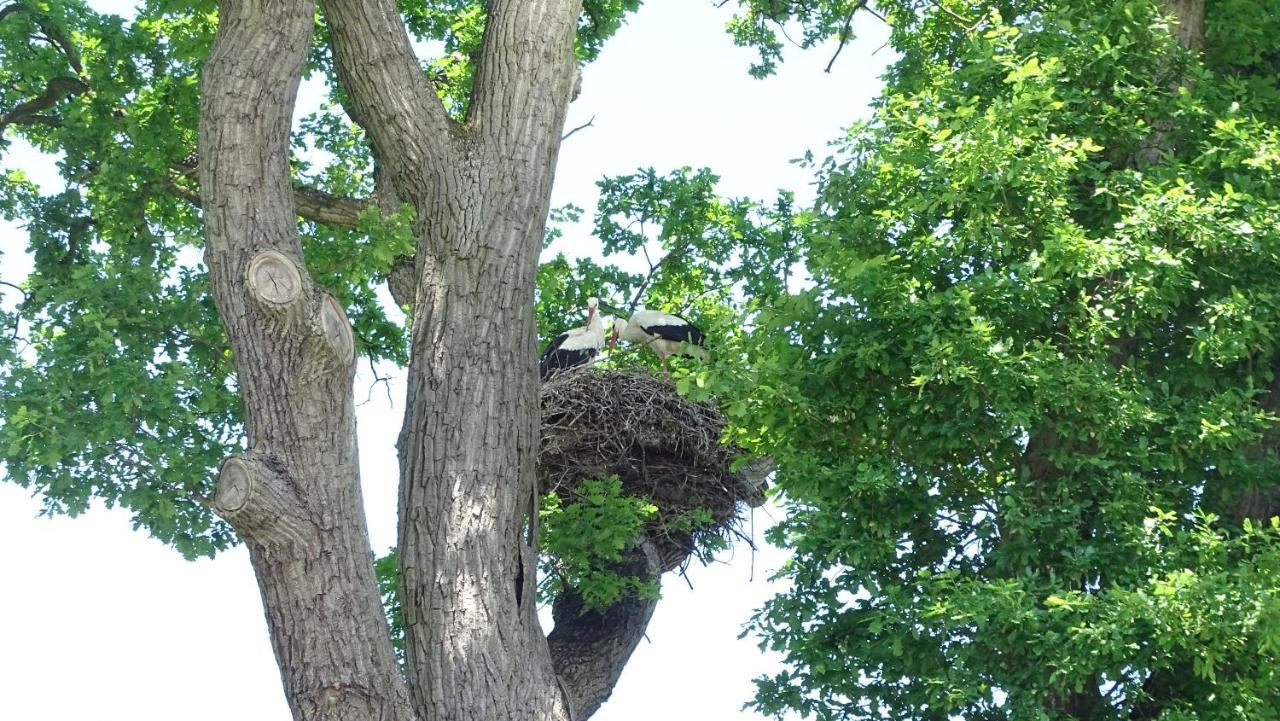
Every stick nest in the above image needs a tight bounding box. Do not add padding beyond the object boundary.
[539,368,769,573]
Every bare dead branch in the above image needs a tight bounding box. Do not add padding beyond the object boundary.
[561,114,595,141]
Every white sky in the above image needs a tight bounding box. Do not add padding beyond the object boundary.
[0,1,889,719]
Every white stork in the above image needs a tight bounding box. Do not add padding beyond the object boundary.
[609,309,708,377]
[539,297,606,380]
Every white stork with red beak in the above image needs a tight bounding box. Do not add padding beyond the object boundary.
[609,309,708,377]
[539,297,607,380]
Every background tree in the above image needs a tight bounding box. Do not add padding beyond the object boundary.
[685,0,1280,718]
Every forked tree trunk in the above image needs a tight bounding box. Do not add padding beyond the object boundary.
[197,0,645,719]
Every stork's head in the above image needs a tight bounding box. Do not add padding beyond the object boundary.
[586,296,599,323]
[608,317,627,353]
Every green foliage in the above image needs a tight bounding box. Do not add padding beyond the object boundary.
[675,1,1280,718]
[726,0,867,78]
[539,476,659,611]
[373,548,406,664]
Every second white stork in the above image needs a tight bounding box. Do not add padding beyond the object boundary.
[539,297,606,380]
[609,309,708,377]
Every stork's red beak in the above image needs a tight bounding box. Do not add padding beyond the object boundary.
[608,329,619,353]
[587,306,596,323]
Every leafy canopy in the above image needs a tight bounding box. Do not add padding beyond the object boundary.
[675,0,1280,718]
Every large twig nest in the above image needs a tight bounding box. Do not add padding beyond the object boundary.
[539,368,770,573]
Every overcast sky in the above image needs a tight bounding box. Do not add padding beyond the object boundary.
[0,2,889,719]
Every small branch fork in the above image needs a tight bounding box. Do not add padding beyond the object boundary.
[562,114,595,140]
[825,1,867,73]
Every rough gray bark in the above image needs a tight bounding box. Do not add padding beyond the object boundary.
[198,1,414,720]
[548,542,662,720]
[200,0,659,719]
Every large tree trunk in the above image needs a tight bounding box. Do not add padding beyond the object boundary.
[198,1,415,720]
[199,0,656,719]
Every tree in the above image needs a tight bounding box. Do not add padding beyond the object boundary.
[0,1,834,720]
[692,0,1280,718]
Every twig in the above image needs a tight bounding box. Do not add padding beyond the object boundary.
[930,0,981,30]
[0,279,28,299]
[776,23,806,51]
[561,114,596,141]
[825,1,865,73]
[360,356,394,406]
[1,279,27,339]
[626,248,675,316]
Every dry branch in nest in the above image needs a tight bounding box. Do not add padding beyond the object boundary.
[539,368,770,573]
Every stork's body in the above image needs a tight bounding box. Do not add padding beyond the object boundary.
[540,298,606,380]
[611,309,708,377]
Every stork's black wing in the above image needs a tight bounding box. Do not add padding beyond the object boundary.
[640,320,705,347]
[540,332,570,362]
[539,333,596,380]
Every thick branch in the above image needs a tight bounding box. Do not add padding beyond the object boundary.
[318,0,455,202]
[168,167,371,229]
[292,183,372,227]
[0,2,83,72]
[0,3,87,133]
[471,0,583,154]
[213,453,317,547]
[548,541,661,721]
[0,76,87,133]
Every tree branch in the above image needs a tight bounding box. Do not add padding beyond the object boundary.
[0,2,88,132]
[547,541,662,721]
[562,114,595,141]
[470,0,583,152]
[318,0,456,203]
[169,158,371,229]
[824,2,864,73]
[0,76,87,133]
[291,183,372,227]
[1,2,83,73]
